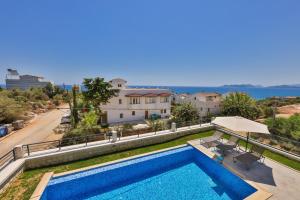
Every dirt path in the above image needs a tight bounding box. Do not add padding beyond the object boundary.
[0,105,69,157]
[276,104,300,118]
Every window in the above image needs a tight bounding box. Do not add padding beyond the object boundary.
[161,109,163,114]
[132,111,135,116]
[194,97,197,100]
[164,109,167,114]
[119,99,122,104]
[146,97,156,104]
[130,97,140,104]
[207,108,210,112]
[120,113,123,118]
[160,97,169,103]
[200,107,203,111]
[206,96,213,101]
[118,84,122,87]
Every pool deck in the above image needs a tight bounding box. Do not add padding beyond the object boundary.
[188,139,300,200]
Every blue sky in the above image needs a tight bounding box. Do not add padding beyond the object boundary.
[0,0,300,86]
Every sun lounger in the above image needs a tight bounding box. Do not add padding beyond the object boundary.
[233,145,265,170]
[200,131,223,145]
[216,136,239,156]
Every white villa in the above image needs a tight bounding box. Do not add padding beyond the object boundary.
[5,69,52,90]
[173,92,222,117]
[100,78,171,124]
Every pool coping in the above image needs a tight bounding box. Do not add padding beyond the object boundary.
[30,144,188,200]
[29,172,53,200]
[188,140,272,200]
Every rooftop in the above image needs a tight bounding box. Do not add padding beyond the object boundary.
[194,92,221,97]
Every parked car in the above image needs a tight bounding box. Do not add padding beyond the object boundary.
[61,114,71,124]
[0,125,8,137]
[60,113,71,124]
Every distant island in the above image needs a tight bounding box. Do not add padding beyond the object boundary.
[221,84,300,88]
[222,84,262,88]
[267,84,300,88]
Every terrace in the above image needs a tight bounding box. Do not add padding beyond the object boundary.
[189,139,300,200]
[0,121,299,200]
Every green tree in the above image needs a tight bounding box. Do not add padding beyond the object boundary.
[43,83,55,98]
[265,114,300,140]
[53,85,64,95]
[80,111,99,129]
[222,92,261,120]
[172,103,199,123]
[71,85,80,127]
[82,77,119,114]
[289,114,300,140]
[265,117,289,136]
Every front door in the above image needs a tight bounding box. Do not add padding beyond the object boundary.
[101,112,108,124]
[145,110,149,119]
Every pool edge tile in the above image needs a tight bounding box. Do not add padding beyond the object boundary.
[53,144,188,178]
[30,172,53,200]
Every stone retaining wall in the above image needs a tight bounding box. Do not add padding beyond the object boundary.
[25,126,213,169]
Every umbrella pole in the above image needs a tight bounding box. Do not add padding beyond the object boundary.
[245,132,249,152]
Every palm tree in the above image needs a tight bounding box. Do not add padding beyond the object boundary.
[222,92,261,120]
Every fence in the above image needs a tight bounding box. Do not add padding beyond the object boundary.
[216,126,300,161]
[1,120,299,171]
[0,120,203,170]
[0,150,15,171]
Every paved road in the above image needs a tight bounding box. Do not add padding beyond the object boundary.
[0,105,68,157]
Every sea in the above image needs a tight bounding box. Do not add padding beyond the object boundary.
[1,84,300,100]
[132,86,300,100]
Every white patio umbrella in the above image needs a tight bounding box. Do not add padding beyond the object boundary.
[211,116,270,151]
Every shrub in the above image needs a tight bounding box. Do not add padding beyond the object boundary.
[222,92,261,120]
[122,123,133,131]
[172,103,199,123]
[53,94,63,106]
[79,111,99,129]
[0,93,26,123]
[265,114,300,141]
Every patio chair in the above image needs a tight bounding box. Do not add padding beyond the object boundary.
[215,136,239,156]
[233,145,265,170]
[200,131,223,147]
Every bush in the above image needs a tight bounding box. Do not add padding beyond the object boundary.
[122,123,133,131]
[0,93,26,123]
[265,114,300,141]
[53,94,63,106]
[172,103,199,123]
[78,111,99,129]
[222,92,261,120]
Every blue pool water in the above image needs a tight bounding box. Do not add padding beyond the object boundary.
[42,146,256,200]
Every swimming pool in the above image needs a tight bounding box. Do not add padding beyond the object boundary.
[41,146,257,200]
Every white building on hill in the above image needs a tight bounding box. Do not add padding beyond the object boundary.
[5,69,52,90]
[173,92,222,117]
[100,78,171,124]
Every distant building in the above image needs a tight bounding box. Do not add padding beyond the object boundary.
[173,92,222,117]
[5,69,52,90]
[100,78,171,124]
[172,93,189,104]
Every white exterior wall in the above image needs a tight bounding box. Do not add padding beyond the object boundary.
[188,94,221,116]
[174,93,222,117]
[101,79,171,124]
[172,94,188,104]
